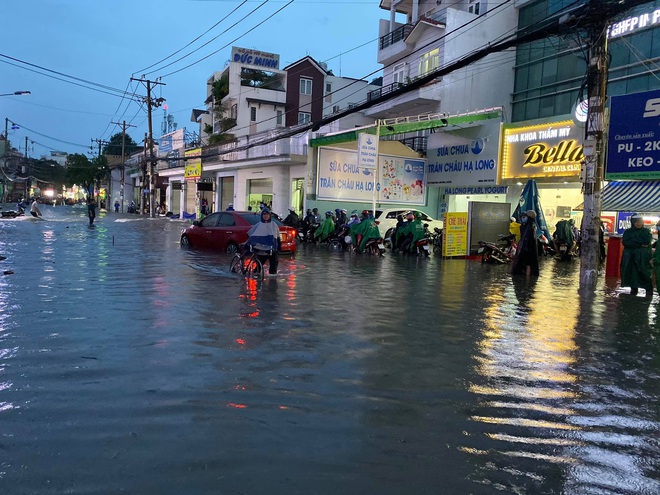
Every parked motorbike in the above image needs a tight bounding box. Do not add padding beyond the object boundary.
[478,233,517,264]
[428,227,443,255]
[363,237,386,256]
[0,204,25,218]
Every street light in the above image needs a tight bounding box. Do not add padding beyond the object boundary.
[0,91,31,97]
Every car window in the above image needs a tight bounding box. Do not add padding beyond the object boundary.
[239,213,261,225]
[419,212,431,221]
[199,212,220,227]
[218,213,236,227]
[386,211,401,219]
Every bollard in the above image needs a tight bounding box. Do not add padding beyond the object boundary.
[605,235,623,277]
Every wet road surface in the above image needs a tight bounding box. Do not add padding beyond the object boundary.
[0,204,658,494]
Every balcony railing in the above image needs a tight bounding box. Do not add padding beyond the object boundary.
[367,82,405,102]
[399,136,428,155]
[379,24,413,50]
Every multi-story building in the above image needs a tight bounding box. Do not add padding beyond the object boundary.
[367,0,517,119]
[201,47,287,143]
[283,56,380,126]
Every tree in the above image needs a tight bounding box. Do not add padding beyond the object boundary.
[103,132,140,156]
[65,153,109,195]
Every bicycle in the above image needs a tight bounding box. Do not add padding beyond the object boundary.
[229,244,272,279]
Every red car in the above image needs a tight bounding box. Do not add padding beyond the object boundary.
[180,211,297,255]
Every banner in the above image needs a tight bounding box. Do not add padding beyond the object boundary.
[159,129,184,156]
[427,120,500,187]
[606,89,660,179]
[358,133,378,170]
[317,147,425,204]
[184,148,202,180]
[443,212,469,256]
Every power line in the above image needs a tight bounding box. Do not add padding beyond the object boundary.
[146,0,272,76]
[0,52,140,99]
[136,0,249,74]
[160,0,295,78]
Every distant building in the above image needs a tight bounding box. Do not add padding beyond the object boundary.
[49,151,68,166]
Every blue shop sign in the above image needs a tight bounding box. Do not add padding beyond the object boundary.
[616,211,635,234]
[607,89,660,179]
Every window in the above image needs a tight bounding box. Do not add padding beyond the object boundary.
[300,78,313,95]
[298,112,311,124]
[218,213,236,227]
[468,0,480,15]
[326,82,332,93]
[418,48,440,77]
[332,105,340,113]
[276,110,283,125]
[250,107,257,122]
[230,103,238,120]
[393,63,407,84]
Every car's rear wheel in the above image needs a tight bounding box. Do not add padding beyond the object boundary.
[180,235,191,246]
[226,242,239,255]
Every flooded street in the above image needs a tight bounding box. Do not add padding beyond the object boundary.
[1,204,658,494]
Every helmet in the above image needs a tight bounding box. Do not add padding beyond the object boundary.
[325,211,333,217]
[312,207,318,212]
[362,210,369,216]
[350,210,358,217]
[341,209,347,214]
[289,206,295,212]
[262,207,271,214]
[335,208,342,215]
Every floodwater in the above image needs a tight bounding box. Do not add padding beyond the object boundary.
[0,204,658,494]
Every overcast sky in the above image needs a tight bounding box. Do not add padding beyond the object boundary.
[0,0,385,158]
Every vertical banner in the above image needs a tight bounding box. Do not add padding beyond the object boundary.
[184,148,202,180]
[358,133,378,169]
[442,212,469,256]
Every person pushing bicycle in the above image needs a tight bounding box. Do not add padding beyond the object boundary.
[245,208,280,274]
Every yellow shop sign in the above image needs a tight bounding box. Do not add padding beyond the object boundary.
[499,117,584,182]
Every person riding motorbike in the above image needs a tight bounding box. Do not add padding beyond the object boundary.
[314,211,336,243]
[399,211,426,254]
[345,210,360,228]
[390,214,406,253]
[350,210,381,253]
[553,218,576,258]
[334,209,347,230]
[283,207,300,228]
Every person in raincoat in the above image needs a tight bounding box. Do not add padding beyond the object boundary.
[509,216,521,243]
[246,208,280,274]
[394,211,414,252]
[314,211,336,242]
[511,210,539,276]
[621,213,652,296]
[350,210,381,253]
[553,218,576,256]
[390,213,406,253]
[399,211,426,254]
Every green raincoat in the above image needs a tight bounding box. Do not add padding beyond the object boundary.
[620,226,652,291]
[554,220,574,243]
[314,216,336,242]
[405,217,426,253]
[350,218,381,252]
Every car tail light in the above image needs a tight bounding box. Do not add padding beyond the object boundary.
[375,220,380,225]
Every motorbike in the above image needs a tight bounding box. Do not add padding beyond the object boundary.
[363,237,386,256]
[478,233,517,264]
[554,239,573,261]
[0,204,25,218]
[428,227,443,255]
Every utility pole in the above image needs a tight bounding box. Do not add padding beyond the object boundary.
[131,77,165,218]
[24,136,29,198]
[91,138,109,201]
[111,120,136,213]
[579,1,609,290]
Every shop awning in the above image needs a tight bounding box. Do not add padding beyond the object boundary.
[592,180,660,212]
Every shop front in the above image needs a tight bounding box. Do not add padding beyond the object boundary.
[498,114,586,230]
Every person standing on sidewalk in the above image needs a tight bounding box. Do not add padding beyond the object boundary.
[622,213,653,296]
[511,210,539,277]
